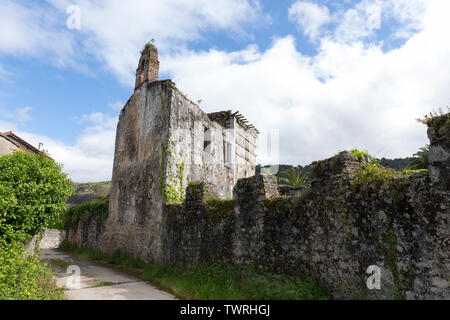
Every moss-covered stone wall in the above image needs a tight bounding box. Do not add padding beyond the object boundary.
[67,113,449,300]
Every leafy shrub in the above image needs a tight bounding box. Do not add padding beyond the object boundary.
[0,240,64,300]
[407,145,429,170]
[349,149,379,166]
[0,152,73,242]
[278,167,311,188]
[0,151,72,300]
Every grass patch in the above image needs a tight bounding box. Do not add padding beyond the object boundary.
[48,258,70,269]
[91,281,114,288]
[59,240,331,300]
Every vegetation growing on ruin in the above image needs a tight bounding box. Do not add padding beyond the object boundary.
[59,241,331,300]
[141,39,156,53]
[278,167,310,188]
[64,196,109,230]
[349,149,379,165]
[350,164,408,192]
[160,142,186,205]
[204,197,235,222]
[407,145,429,170]
[384,217,407,300]
[158,89,187,205]
[343,149,411,193]
[403,169,428,175]
[415,106,450,127]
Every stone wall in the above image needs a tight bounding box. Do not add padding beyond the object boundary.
[66,113,449,299]
[24,228,67,253]
[39,229,67,249]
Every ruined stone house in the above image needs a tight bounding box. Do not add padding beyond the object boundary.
[105,44,259,260]
[67,44,449,299]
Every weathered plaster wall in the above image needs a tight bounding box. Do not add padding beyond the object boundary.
[102,79,258,263]
[166,87,236,199]
[165,88,257,200]
[0,136,18,157]
[103,80,173,262]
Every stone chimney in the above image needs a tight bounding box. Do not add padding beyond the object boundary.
[135,42,159,89]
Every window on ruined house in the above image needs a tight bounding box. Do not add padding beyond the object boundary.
[203,126,211,152]
[224,141,232,165]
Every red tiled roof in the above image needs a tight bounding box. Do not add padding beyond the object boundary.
[0,131,41,154]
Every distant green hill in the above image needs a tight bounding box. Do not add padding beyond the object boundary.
[379,157,413,171]
[67,181,111,205]
[257,157,412,177]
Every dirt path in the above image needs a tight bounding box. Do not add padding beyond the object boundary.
[41,248,177,300]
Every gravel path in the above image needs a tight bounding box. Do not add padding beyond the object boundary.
[41,248,177,300]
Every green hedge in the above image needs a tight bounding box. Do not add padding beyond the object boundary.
[0,151,72,300]
[0,151,73,242]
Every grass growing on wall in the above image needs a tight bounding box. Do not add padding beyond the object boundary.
[59,241,331,300]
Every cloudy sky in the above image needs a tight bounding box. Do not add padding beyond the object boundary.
[0,0,449,182]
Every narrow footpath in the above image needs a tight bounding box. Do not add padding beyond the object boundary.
[41,248,177,300]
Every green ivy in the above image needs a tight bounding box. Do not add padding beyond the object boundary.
[384,217,406,300]
[64,198,109,230]
[160,139,187,205]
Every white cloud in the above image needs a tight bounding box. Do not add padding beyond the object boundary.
[1,0,449,181]
[0,119,17,132]
[108,101,124,111]
[41,0,267,86]
[16,107,33,122]
[334,0,383,42]
[289,0,428,44]
[1,106,33,123]
[1,111,117,182]
[0,0,83,69]
[384,0,427,39]
[288,1,332,39]
[163,0,450,165]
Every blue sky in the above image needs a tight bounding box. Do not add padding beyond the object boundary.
[0,0,449,182]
